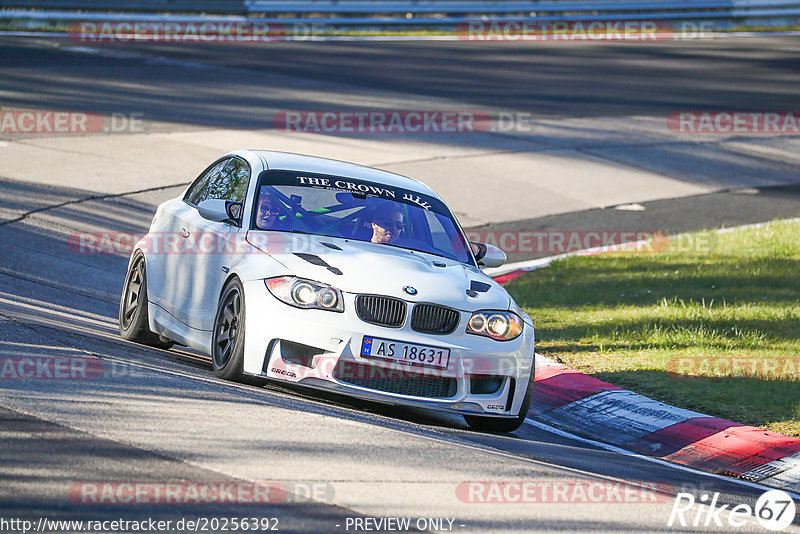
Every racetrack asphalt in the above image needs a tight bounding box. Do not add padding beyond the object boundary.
[4,176,793,531]
[1,34,799,531]
[2,35,799,230]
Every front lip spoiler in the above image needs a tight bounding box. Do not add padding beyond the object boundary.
[281,377,516,418]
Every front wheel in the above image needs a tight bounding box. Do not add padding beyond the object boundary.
[464,372,535,433]
[212,278,266,386]
[119,253,173,349]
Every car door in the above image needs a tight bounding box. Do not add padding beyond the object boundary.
[169,157,250,331]
[150,159,227,318]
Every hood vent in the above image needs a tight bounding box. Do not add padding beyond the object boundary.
[293,253,343,275]
[470,281,491,293]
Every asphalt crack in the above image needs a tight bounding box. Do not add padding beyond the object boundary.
[0,182,188,228]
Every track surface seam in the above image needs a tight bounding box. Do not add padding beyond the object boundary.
[0,182,188,228]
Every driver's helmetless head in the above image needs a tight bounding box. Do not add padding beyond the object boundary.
[371,208,405,244]
[257,196,279,228]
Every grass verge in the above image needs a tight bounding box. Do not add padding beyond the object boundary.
[507,219,800,437]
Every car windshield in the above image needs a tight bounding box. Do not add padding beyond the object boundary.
[252,170,473,265]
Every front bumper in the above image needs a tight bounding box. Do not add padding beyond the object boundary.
[242,280,535,418]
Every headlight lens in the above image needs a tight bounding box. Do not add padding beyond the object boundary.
[292,282,317,305]
[468,313,486,332]
[318,288,338,309]
[266,277,344,312]
[466,310,523,341]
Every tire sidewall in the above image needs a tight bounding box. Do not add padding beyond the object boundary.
[212,278,246,377]
[119,253,147,337]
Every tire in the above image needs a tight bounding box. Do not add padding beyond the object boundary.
[464,372,535,433]
[119,253,174,349]
[211,278,266,386]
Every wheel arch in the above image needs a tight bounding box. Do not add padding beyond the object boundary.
[220,272,243,299]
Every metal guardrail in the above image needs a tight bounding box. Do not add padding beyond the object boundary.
[0,1,246,12]
[2,0,799,26]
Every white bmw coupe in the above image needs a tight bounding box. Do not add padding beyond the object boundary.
[119,150,535,432]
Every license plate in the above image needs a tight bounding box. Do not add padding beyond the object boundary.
[360,336,450,370]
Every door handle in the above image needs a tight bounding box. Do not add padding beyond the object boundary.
[180,228,190,239]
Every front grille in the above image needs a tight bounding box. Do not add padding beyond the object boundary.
[333,360,458,398]
[356,295,406,328]
[411,304,460,334]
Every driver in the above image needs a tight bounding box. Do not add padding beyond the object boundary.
[255,194,290,231]
[371,206,406,244]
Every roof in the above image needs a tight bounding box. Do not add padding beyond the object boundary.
[240,150,438,197]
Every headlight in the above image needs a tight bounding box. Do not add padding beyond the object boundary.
[265,277,344,312]
[466,310,523,341]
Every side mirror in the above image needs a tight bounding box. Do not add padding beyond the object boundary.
[470,241,506,268]
[197,199,242,225]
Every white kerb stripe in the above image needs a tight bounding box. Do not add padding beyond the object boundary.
[758,462,800,492]
[740,451,800,488]
[537,390,703,446]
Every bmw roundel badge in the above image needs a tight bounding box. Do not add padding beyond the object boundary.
[403,286,418,296]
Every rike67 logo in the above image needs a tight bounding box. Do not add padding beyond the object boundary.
[668,490,796,531]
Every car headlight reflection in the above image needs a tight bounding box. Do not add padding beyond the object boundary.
[466,310,523,341]
[292,282,317,305]
[468,313,486,333]
[266,277,344,312]
[318,288,338,309]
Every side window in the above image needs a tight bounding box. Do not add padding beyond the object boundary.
[208,158,249,203]
[183,158,250,206]
[184,159,227,206]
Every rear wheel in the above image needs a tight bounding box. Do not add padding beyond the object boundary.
[119,253,174,349]
[464,373,535,433]
[212,278,266,386]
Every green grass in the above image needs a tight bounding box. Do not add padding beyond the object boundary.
[507,220,800,436]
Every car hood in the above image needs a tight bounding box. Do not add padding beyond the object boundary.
[247,231,511,311]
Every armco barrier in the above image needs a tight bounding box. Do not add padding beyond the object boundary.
[0,0,246,12]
